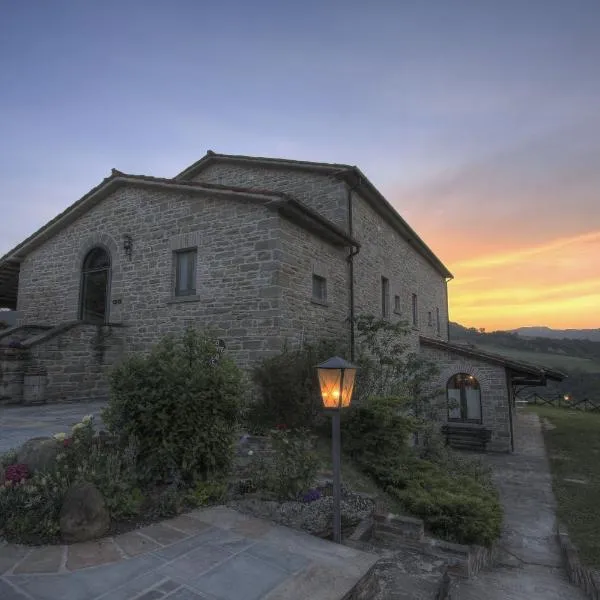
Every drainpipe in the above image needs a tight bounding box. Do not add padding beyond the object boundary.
[346,176,362,361]
[444,277,451,341]
[505,369,515,452]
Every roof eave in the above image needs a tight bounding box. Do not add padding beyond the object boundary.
[420,336,566,382]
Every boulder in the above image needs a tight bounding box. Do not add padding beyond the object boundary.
[60,482,110,543]
[16,437,61,473]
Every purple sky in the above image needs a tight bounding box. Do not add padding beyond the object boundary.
[1,0,599,328]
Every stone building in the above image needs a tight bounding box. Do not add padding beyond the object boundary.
[0,152,562,451]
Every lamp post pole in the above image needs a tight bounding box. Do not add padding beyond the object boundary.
[331,408,342,544]
[316,356,357,545]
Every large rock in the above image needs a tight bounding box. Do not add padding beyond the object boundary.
[16,437,61,473]
[60,482,110,543]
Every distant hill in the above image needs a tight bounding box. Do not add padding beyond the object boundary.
[511,326,600,343]
[449,322,600,400]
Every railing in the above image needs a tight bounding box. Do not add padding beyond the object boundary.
[519,392,600,412]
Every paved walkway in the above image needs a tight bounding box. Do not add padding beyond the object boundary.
[0,506,377,600]
[0,402,106,453]
[454,410,587,600]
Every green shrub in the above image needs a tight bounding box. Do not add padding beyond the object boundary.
[249,427,319,501]
[249,340,343,432]
[384,456,502,546]
[105,329,242,484]
[342,396,415,466]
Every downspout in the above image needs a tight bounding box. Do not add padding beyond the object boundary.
[346,176,362,362]
[505,369,515,453]
[444,277,451,341]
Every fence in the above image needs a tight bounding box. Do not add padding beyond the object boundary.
[519,392,600,412]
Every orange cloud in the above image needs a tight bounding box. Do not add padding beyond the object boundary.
[444,231,600,330]
[454,230,600,270]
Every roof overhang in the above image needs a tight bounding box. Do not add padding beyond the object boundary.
[420,336,566,382]
[176,152,453,279]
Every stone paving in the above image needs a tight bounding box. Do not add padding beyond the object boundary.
[0,507,378,600]
[453,409,587,600]
[0,401,107,453]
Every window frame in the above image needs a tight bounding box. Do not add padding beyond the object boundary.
[381,277,390,318]
[411,293,418,326]
[447,373,482,424]
[394,294,401,314]
[174,248,198,297]
[311,273,328,305]
[79,246,111,324]
[436,307,441,334]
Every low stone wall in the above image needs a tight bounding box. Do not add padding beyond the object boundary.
[372,511,495,581]
[342,563,380,599]
[373,512,424,542]
[557,522,600,600]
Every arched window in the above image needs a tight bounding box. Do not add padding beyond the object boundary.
[447,373,482,423]
[80,247,111,324]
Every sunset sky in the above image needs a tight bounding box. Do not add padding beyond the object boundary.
[1,0,598,330]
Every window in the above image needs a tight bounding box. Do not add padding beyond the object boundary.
[175,249,197,296]
[411,293,418,326]
[436,307,441,334]
[80,247,111,324]
[427,311,432,326]
[447,373,482,423]
[394,294,401,314]
[312,274,327,303]
[381,277,390,317]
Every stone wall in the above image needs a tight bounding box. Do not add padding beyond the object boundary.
[16,186,292,368]
[420,345,513,452]
[351,192,449,351]
[192,161,450,351]
[278,218,350,352]
[190,162,349,229]
[24,322,125,403]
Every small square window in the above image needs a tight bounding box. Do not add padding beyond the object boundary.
[175,249,197,296]
[394,295,401,313]
[312,274,327,303]
[428,311,432,326]
[412,293,418,326]
[381,277,390,317]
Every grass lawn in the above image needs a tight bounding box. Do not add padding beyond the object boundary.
[529,405,600,567]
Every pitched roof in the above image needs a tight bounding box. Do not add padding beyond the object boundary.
[420,336,566,382]
[176,151,453,279]
[0,170,359,308]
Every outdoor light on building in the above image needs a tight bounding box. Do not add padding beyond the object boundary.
[564,394,571,402]
[316,356,357,544]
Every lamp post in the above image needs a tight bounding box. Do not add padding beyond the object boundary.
[316,356,357,543]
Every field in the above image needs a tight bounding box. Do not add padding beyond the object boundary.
[529,405,600,567]
[471,342,600,374]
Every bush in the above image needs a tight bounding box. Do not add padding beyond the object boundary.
[342,396,415,466]
[383,456,502,546]
[249,340,343,432]
[340,396,501,546]
[249,427,319,501]
[0,415,141,543]
[105,329,242,484]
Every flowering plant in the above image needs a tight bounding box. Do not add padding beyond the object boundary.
[301,488,321,503]
[4,463,29,485]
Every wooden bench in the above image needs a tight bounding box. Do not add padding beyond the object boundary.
[441,424,492,451]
